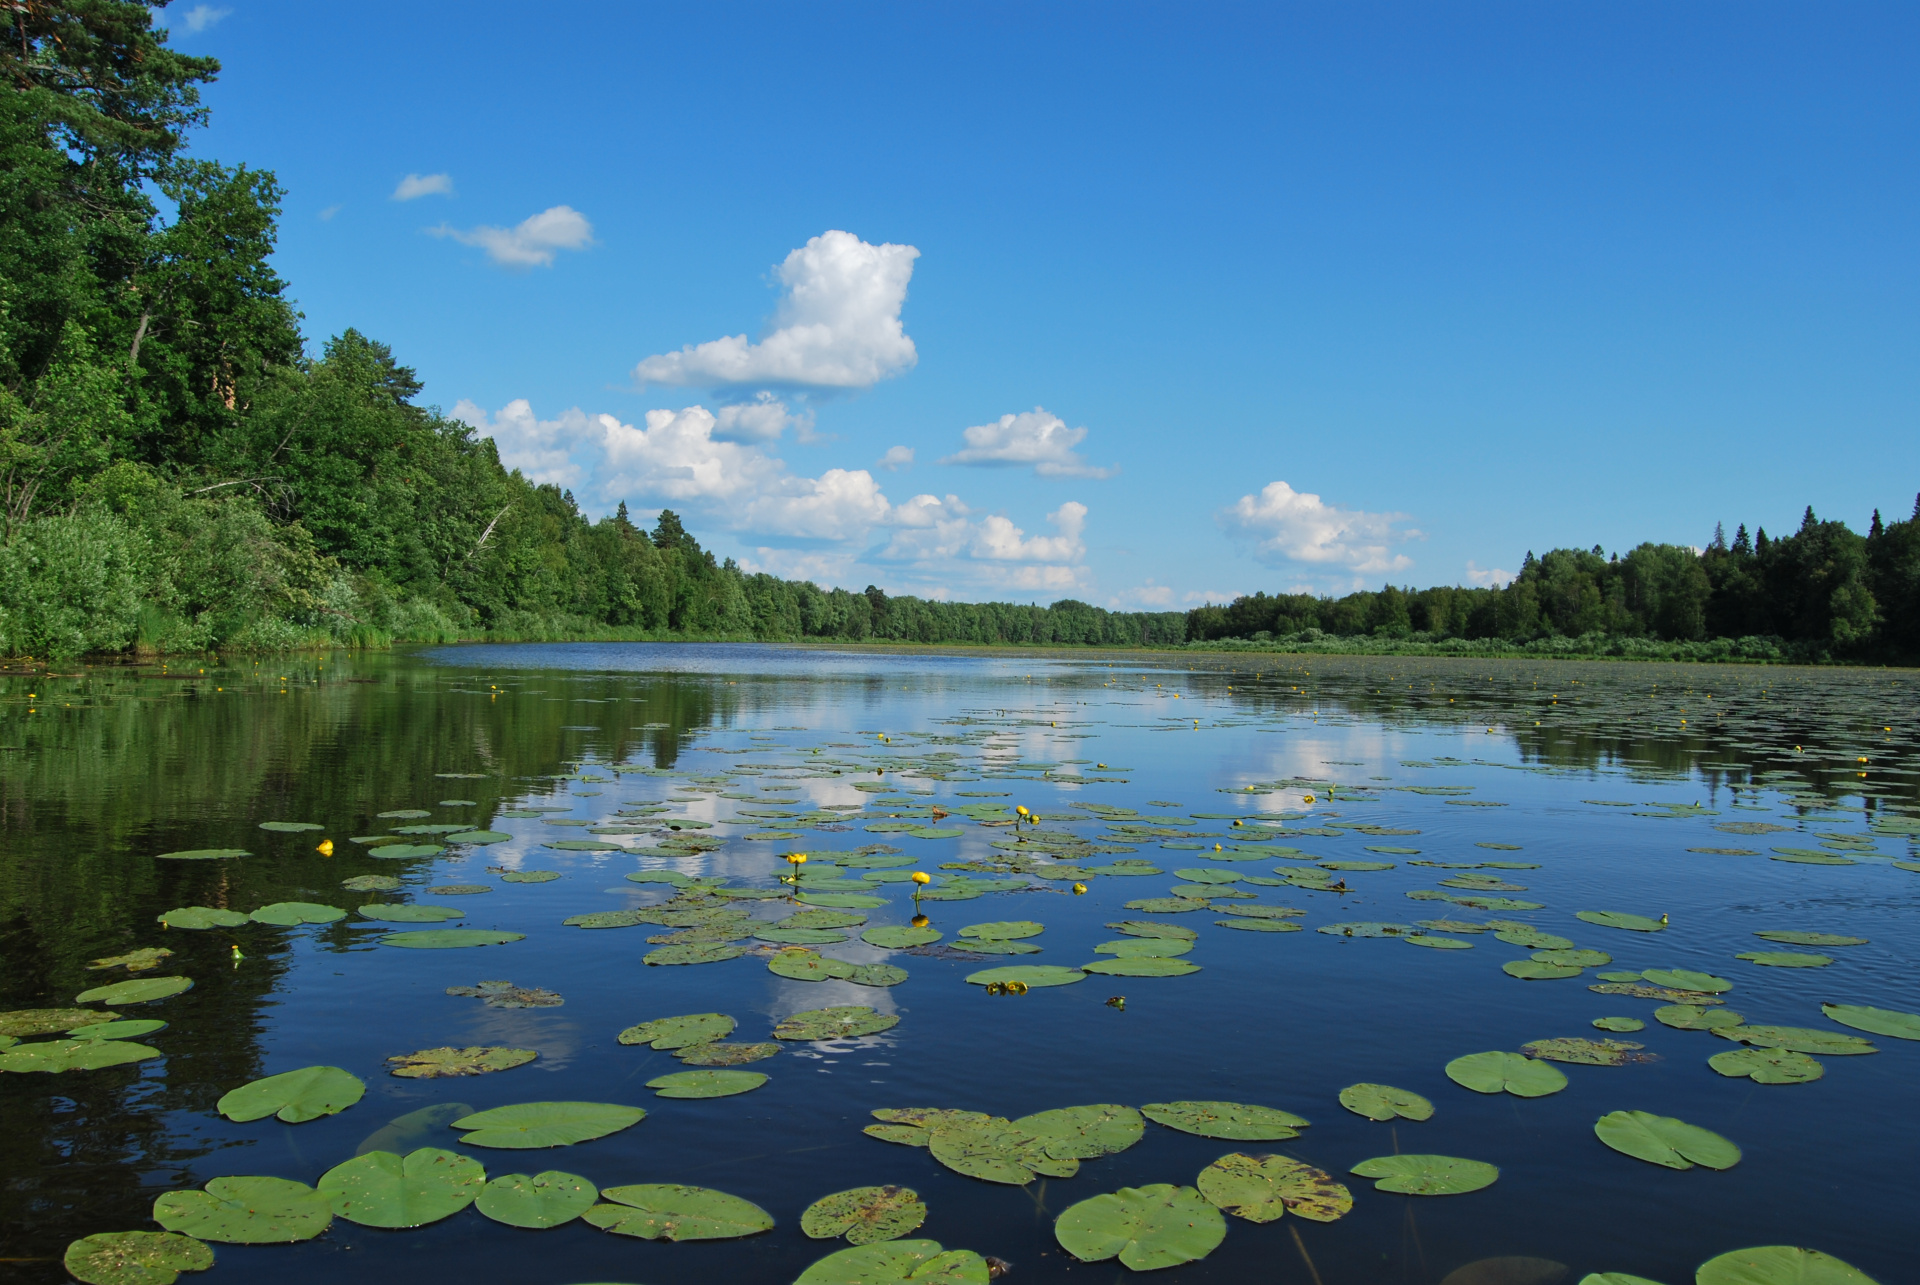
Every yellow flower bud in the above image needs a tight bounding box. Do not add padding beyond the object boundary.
[910,871,930,885]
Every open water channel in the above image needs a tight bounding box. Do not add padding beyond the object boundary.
[1,645,1914,1285]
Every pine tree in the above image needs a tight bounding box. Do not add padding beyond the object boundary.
[1870,509,1884,539]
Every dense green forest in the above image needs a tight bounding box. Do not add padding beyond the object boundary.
[2,3,1914,665]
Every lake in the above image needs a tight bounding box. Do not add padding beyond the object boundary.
[2,644,1912,1285]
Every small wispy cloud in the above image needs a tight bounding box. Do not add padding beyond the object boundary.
[432,205,594,269]
[181,5,230,33]
[392,173,455,202]
[1465,561,1513,588]
[877,446,915,472]
[317,204,342,222]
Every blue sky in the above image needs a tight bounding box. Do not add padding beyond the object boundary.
[175,2,1919,607]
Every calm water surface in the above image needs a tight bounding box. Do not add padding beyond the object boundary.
[2,645,1915,1284]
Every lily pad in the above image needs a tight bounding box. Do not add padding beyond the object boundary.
[1012,1104,1145,1159]
[377,809,432,819]
[1695,1247,1877,1285]
[647,1069,768,1098]
[1495,927,1574,950]
[368,844,446,860]
[75,977,192,1005]
[958,921,1044,940]
[1196,1152,1352,1223]
[1108,921,1198,940]
[963,965,1084,988]
[1707,1048,1825,1084]
[1339,1083,1434,1121]
[1736,952,1832,968]
[645,942,748,965]
[865,1108,995,1147]
[388,1046,537,1078]
[88,948,175,973]
[1536,949,1613,968]
[1055,1184,1226,1270]
[676,1041,780,1066]
[759,927,851,945]
[1407,934,1474,950]
[774,1005,900,1040]
[584,1183,774,1240]
[1755,931,1867,947]
[447,830,512,844]
[1593,1111,1740,1170]
[1126,897,1208,913]
[1081,957,1202,977]
[1521,1037,1649,1066]
[1593,1017,1646,1033]
[801,1185,928,1244]
[1318,922,1415,938]
[500,870,561,883]
[157,907,249,930]
[1350,1154,1498,1195]
[318,1147,485,1227]
[155,849,249,861]
[357,903,465,922]
[474,1170,596,1229]
[62,1230,214,1285]
[620,1013,736,1048]
[1504,961,1584,980]
[70,1019,167,1041]
[1095,938,1191,957]
[0,1038,161,1073]
[1218,918,1302,932]
[798,892,889,909]
[864,925,943,948]
[382,929,523,949]
[342,875,401,891]
[1140,1100,1308,1140]
[152,1176,333,1243]
[452,1101,645,1149]
[0,1008,117,1038]
[218,1066,365,1123]
[426,884,492,896]
[1641,968,1731,993]
[1821,1003,1920,1041]
[249,902,346,926]
[794,1239,991,1284]
[1714,1025,1876,1056]
[259,821,323,832]
[1656,1005,1744,1032]
[1576,911,1667,933]
[1445,1051,1568,1097]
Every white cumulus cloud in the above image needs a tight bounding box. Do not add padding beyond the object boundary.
[1465,561,1513,587]
[1220,481,1415,574]
[877,445,915,472]
[972,501,1088,562]
[433,205,593,268]
[710,393,811,444]
[181,5,229,33]
[453,398,588,489]
[633,230,919,390]
[392,173,454,201]
[940,407,1115,479]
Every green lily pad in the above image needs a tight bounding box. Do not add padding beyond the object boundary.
[382,929,523,949]
[1522,1037,1648,1066]
[1108,921,1198,940]
[259,821,323,832]
[1494,926,1574,950]
[1503,961,1584,980]
[500,870,561,883]
[1012,1104,1145,1159]
[1172,868,1240,884]
[1140,1100,1308,1140]
[218,1066,365,1123]
[342,875,402,892]
[1445,1051,1568,1097]
[426,884,492,896]
[647,1069,768,1098]
[62,1230,214,1285]
[1125,897,1208,913]
[1576,911,1667,933]
[155,849,249,861]
[153,1176,333,1244]
[475,1170,597,1229]
[1641,969,1732,993]
[584,1183,774,1241]
[1095,938,1192,957]
[368,843,447,859]
[1596,971,1644,982]
[1081,957,1202,977]
[453,1101,646,1148]
[645,942,748,965]
[1350,1154,1498,1195]
[963,965,1084,988]
[1755,931,1867,947]
[769,949,853,981]
[378,809,432,819]
[1707,1047,1825,1084]
[794,1239,990,1284]
[357,903,465,922]
[318,1147,485,1227]
[447,830,512,844]
[863,925,943,948]
[1657,1005,1744,1031]
[563,910,655,929]
[1715,1024,1877,1055]
[800,1186,928,1245]
[1219,903,1306,919]
[1821,1003,1920,1040]
[1736,952,1832,968]
[387,1046,537,1078]
[249,902,347,926]
[1196,1152,1352,1223]
[1593,1111,1740,1170]
[0,1008,117,1038]
[676,1041,780,1066]
[865,1108,995,1147]
[958,921,1044,940]
[1536,948,1612,968]
[1055,1183,1226,1270]
[619,1013,736,1049]
[758,927,851,945]
[87,947,175,973]
[774,1005,900,1040]
[1318,922,1415,938]
[75,977,192,1005]
[1695,1247,1877,1285]
[1338,1083,1434,1122]
[70,1019,167,1041]
[1406,934,1473,950]
[1217,918,1302,932]
[157,907,249,930]
[0,1038,161,1073]
[1593,1017,1646,1033]
[785,908,871,929]
[798,892,889,909]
